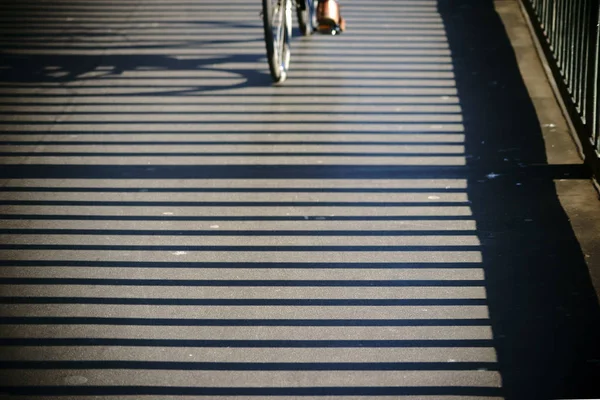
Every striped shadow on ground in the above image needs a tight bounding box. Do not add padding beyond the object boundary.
[0,0,504,398]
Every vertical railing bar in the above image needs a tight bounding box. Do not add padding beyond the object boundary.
[584,0,592,115]
[572,1,581,111]
[577,1,585,109]
[547,0,554,43]
[582,0,592,120]
[554,0,560,54]
[560,0,568,74]
[586,0,599,132]
[550,0,558,54]
[575,1,587,113]
[542,0,550,36]
[573,1,586,108]
[592,4,600,150]
[561,0,569,77]
[555,0,563,70]
[565,0,574,94]
[581,0,591,121]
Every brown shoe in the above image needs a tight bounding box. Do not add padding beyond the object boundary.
[316,0,345,34]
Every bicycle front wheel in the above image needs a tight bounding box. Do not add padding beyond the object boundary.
[262,0,291,83]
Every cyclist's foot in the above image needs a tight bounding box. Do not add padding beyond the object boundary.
[317,0,345,34]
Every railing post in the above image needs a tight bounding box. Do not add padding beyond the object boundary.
[595,5,600,157]
[588,1,600,153]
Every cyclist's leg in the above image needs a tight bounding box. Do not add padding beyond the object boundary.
[296,0,315,36]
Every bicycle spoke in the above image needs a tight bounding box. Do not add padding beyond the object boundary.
[272,1,284,68]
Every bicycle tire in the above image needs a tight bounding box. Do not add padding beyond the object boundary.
[262,0,291,83]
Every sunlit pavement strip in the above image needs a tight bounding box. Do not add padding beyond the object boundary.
[0,0,503,398]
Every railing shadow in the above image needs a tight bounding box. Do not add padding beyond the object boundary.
[439,0,600,398]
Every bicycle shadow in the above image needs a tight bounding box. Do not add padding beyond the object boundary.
[0,17,275,92]
[0,53,273,93]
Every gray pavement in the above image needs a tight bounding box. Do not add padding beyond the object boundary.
[0,0,599,398]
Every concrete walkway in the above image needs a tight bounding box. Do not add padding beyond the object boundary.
[0,0,599,398]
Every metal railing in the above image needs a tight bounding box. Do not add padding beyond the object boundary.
[520,0,600,180]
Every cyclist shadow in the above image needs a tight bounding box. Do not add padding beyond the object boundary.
[0,52,274,94]
[0,10,320,91]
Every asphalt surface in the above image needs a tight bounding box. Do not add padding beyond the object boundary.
[0,0,599,399]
